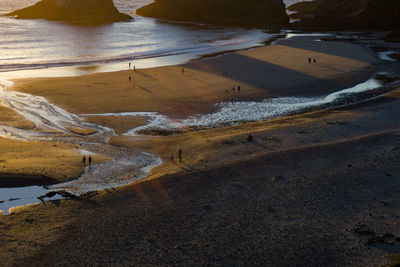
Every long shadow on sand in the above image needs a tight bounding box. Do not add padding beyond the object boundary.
[185,52,373,97]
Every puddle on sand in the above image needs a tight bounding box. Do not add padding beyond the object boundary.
[378,51,398,62]
[0,186,60,214]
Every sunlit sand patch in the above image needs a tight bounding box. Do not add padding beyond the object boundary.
[239,42,373,81]
[0,105,36,130]
[66,126,98,136]
[82,115,149,135]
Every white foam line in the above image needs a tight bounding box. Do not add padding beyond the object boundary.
[107,78,381,135]
[378,51,397,62]
[184,78,381,127]
[83,111,184,135]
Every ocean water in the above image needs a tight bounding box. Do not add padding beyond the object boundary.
[0,0,304,73]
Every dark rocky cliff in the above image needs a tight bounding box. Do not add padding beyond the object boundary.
[6,0,133,24]
[288,0,400,30]
[136,0,289,28]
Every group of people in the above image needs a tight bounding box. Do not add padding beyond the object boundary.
[308,57,317,64]
[128,62,136,82]
[170,149,183,162]
[128,62,136,71]
[81,155,92,166]
[232,85,241,92]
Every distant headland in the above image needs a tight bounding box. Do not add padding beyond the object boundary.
[136,0,289,28]
[288,0,400,30]
[6,0,133,24]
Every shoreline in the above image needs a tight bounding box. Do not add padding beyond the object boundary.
[0,35,392,190]
[0,32,399,264]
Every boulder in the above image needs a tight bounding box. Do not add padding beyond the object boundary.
[288,0,400,30]
[6,0,133,24]
[136,0,289,28]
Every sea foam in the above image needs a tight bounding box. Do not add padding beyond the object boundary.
[89,78,381,135]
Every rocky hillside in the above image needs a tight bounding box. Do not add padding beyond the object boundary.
[288,0,400,30]
[136,0,289,28]
[6,0,133,23]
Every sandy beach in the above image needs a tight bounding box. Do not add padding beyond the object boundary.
[11,37,378,120]
[0,36,399,266]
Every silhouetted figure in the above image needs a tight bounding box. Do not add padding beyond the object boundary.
[134,65,136,72]
[82,156,86,166]
[308,58,311,64]
[238,85,240,92]
[313,58,316,63]
[246,134,253,142]
[232,85,235,91]
[88,156,92,165]
[182,68,184,74]
[129,62,131,70]
[170,152,174,160]
[129,76,132,82]
[178,149,182,161]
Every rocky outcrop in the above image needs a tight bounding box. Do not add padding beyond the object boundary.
[136,0,289,28]
[289,0,400,30]
[6,0,133,24]
[384,31,400,42]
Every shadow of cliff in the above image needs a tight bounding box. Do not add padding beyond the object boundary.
[185,52,368,97]
[277,38,375,63]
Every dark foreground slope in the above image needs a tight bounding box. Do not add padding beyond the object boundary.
[6,0,132,23]
[136,0,289,28]
[289,0,400,30]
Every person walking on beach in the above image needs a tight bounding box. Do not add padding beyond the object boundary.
[129,62,131,70]
[182,68,184,75]
[88,156,92,166]
[134,65,136,72]
[308,57,311,64]
[178,149,182,162]
[170,152,174,161]
[232,85,235,92]
[313,58,316,63]
[129,76,132,82]
[238,85,240,92]
[82,156,86,166]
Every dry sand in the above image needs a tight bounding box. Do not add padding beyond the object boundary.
[0,135,108,186]
[0,105,35,130]
[0,37,399,266]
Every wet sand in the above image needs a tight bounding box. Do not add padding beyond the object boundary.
[0,37,399,265]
